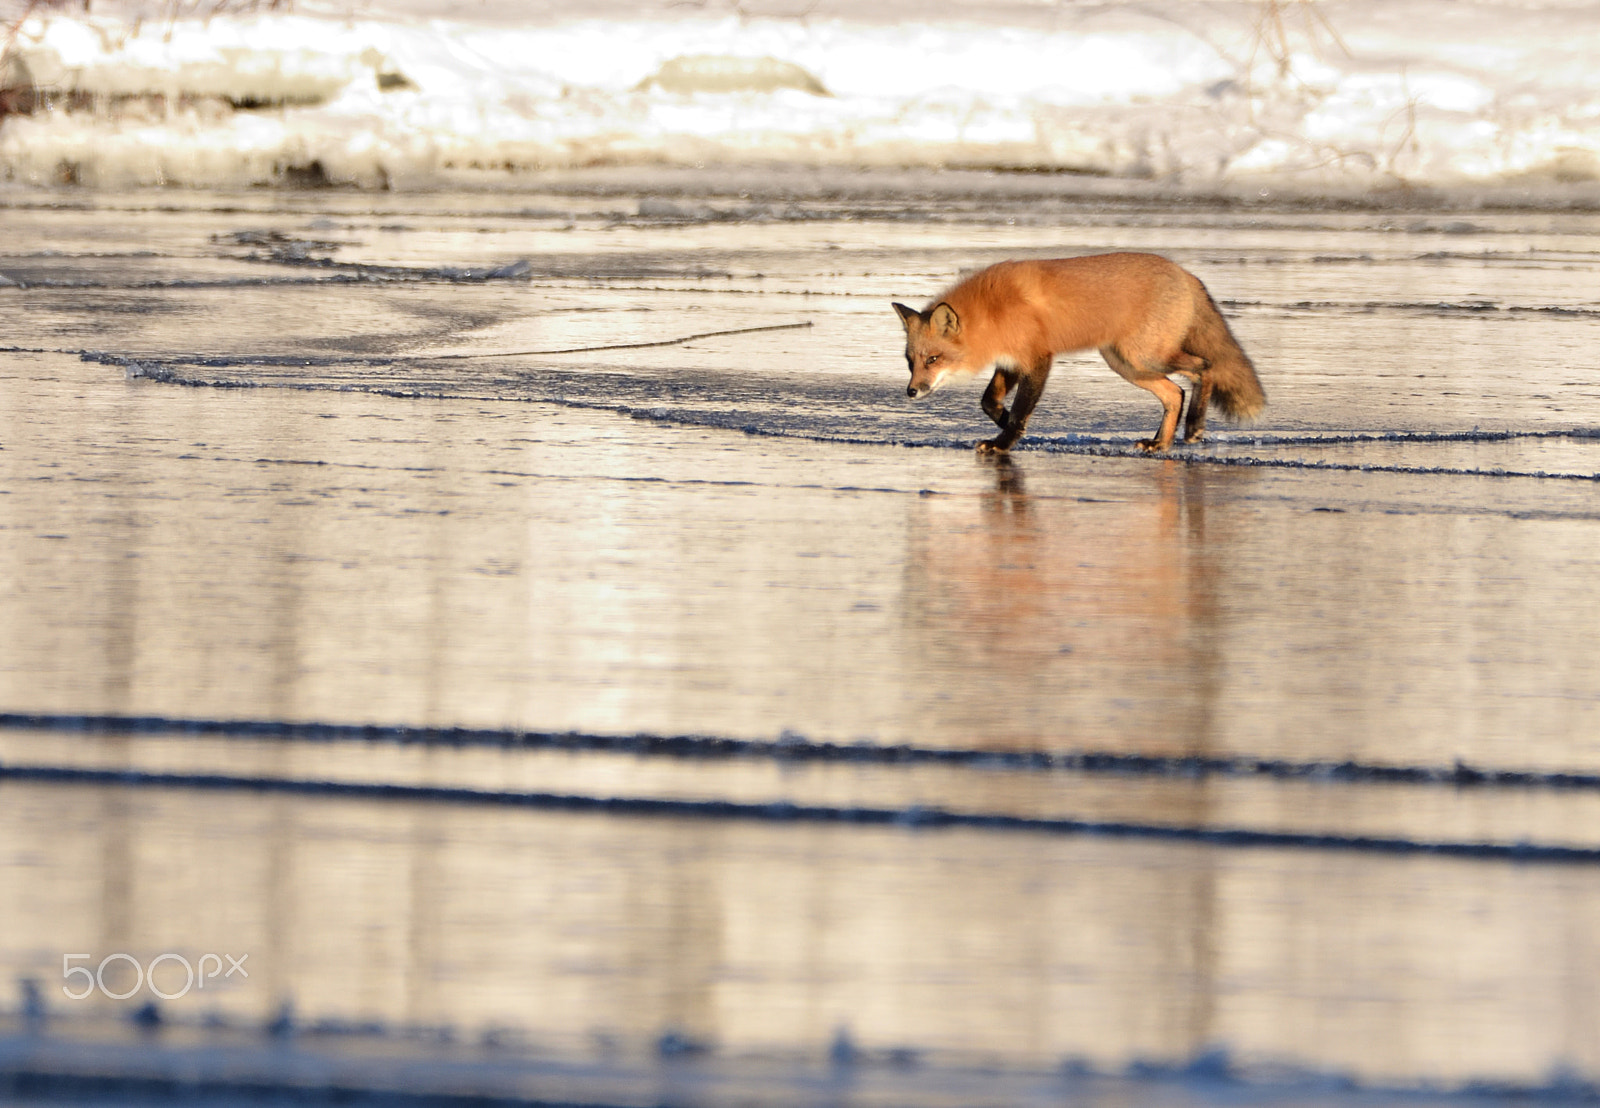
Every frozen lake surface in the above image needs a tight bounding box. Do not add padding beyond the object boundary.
[2,172,1600,1104]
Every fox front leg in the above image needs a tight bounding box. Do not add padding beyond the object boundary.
[980,367,1014,430]
[977,360,1049,454]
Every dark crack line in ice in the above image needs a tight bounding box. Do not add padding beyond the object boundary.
[474,468,908,497]
[177,453,910,496]
[1045,429,1600,446]
[7,712,1600,792]
[229,251,739,285]
[5,763,1600,864]
[100,359,924,452]
[1036,445,1600,481]
[1246,299,1600,320]
[0,275,447,290]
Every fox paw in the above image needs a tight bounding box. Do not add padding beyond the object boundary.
[976,439,1010,455]
[1135,438,1171,454]
[1182,429,1206,444]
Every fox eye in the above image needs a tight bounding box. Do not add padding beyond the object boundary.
[925,354,940,366]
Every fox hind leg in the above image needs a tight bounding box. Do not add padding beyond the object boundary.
[1101,345,1185,453]
[1168,351,1211,443]
[1133,378,1186,453]
[1181,374,1214,442]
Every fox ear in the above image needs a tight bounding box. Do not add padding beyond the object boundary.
[891,302,922,332]
[929,302,961,338]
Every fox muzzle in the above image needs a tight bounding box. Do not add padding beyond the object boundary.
[906,370,947,400]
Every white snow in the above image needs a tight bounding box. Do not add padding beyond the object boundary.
[1,0,1597,199]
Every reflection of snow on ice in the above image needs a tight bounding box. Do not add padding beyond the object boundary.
[1,0,1598,196]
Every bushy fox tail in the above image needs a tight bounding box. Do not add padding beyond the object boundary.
[1188,284,1265,421]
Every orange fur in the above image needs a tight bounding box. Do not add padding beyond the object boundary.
[892,253,1265,453]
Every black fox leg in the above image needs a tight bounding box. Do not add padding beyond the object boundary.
[981,368,1015,429]
[978,359,1049,453]
[1167,351,1210,443]
[1183,374,1214,442]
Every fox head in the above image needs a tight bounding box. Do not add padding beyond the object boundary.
[893,301,965,399]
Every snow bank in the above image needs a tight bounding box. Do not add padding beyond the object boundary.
[1,0,1597,199]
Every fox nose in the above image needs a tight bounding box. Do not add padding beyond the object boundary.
[907,384,925,399]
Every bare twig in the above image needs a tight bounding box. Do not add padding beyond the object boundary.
[428,320,815,360]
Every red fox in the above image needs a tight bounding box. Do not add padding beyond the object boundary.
[893,253,1265,453]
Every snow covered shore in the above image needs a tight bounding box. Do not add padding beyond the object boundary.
[1,0,1598,201]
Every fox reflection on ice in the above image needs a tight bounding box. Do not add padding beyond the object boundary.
[903,452,1248,750]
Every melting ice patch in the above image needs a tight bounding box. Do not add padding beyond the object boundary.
[0,0,1598,195]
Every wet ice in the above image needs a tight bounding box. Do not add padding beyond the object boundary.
[4,175,1600,1100]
